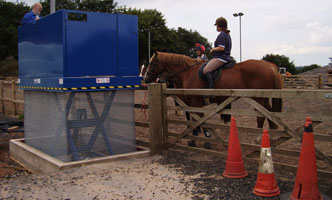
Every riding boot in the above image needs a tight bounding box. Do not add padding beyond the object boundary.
[205,72,215,99]
[205,72,214,89]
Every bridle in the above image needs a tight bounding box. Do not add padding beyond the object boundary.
[146,55,202,83]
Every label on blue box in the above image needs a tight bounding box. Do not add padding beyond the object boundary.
[96,78,110,84]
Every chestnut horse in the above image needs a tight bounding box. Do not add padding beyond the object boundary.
[144,51,283,129]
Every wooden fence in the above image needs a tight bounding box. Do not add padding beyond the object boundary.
[1,74,331,117]
[148,83,332,178]
[283,74,332,89]
[0,78,24,117]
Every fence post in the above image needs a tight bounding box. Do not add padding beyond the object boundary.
[161,83,168,148]
[0,81,4,113]
[318,73,323,89]
[148,83,166,155]
[11,79,16,116]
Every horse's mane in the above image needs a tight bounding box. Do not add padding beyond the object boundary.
[157,52,198,67]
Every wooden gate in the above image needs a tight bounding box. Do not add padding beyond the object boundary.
[148,83,332,178]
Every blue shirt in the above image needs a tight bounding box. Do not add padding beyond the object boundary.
[21,11,39,25]
[213,31,232,62]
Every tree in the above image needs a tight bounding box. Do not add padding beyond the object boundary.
[41,0,76,15]
[262,54,297,74]
[169,27,211,58]
[117,7,211,64]
[40,0,117,15]
[296,64,321,74]
[0,56,18,76]
[0,0,30,61]
[118,7,169,64]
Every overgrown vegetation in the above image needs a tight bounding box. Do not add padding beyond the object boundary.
[0,57,18,77]
[262,53,321,75]
[262,54,297,74]
[296,64,321,74]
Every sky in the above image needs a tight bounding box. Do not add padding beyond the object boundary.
[15,0,332,66]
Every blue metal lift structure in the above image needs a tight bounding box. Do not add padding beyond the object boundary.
[18,10,140,161]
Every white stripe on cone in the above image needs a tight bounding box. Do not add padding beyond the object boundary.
[258,148,274,174]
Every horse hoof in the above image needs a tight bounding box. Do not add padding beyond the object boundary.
[203,142,211,149]
[188,140,196,147]
[175,110,184,116]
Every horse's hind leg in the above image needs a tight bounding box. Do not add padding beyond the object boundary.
[255,98,277,129]
[254,98,267,128]
[257,117,265,129]
[220,103,231,124]
[263,98,278,129]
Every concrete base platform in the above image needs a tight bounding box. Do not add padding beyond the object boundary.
[10,139,150,173]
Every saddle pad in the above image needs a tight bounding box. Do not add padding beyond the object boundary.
[198,60,236,82]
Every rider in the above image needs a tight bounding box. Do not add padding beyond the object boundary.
[195,43,208,61]
[203,16,232,89]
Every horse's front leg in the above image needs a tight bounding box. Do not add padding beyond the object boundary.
[187,96,211,149]
[212,97,231,124]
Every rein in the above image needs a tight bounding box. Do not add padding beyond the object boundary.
[158,60,202,81]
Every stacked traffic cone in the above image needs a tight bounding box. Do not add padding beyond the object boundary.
[289,117,322,200]
[222,117,248,178]
[253,129,280,197]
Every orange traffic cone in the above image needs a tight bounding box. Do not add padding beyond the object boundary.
[289,117,322,200]
[253,130,280,197]
[222,117,248,178]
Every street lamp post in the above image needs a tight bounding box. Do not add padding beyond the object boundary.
[148,29,151,61]
[50,0,56,14]
[233,12,244,62]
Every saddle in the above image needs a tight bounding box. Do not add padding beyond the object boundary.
[198,60,236,82]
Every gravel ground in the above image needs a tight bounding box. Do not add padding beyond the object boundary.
[0,114,29,180]
[0,154,194,200]
[159,150,332,200]
[0,149,331,200]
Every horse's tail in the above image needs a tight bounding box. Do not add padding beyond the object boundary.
[272,65,283,113]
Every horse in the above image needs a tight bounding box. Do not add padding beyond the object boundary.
[143,51,283,130]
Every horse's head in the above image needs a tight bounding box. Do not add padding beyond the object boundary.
[143,51,167,84]
[144,51,202,85]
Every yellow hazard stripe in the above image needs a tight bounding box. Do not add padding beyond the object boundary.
[19,85,141,90]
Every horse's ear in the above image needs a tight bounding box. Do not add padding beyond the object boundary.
[153,49,158,55]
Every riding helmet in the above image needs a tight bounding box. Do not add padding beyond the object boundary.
[215,17,227,28]
[195,43,205,52]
